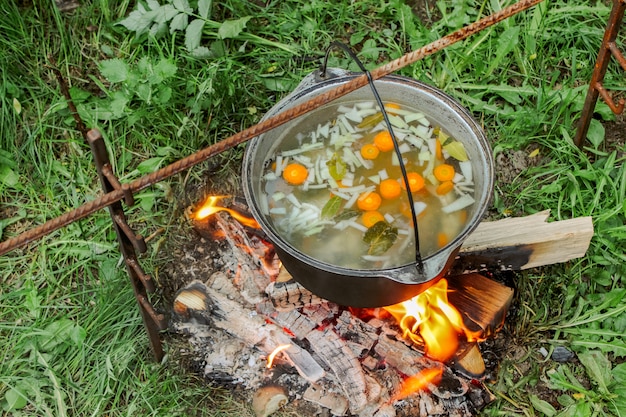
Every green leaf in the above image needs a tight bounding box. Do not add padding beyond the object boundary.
[586,119,605,149]
[198,0,211,19]
[173,0,191,13]
[38,319,84,353]
[185,18,205,51]
[0,165,19,187]
[578,351,611,394]
[190,46,212,58]
[99,59,129,83]
[217,16,252,39]
[169,12,188,33]
[530,394,557,416]
[118,9,150,33]
[321,196,343,219]
[4,387,27,411]
[612,362,626,383]
[155,58,177,79]
[136,83,152,103]
[608,387,626,416]
[360,38,380,61]
[363,221,398,256]
[156,86,172,104]
[136,157,165,173]
[154,4,178,23]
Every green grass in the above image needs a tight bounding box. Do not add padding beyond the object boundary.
[1,0,626,415]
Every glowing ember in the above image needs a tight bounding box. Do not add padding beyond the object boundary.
[391,368,443,402]
[194,195,261,229]
[384,279,482,363]
[266,344,291,368]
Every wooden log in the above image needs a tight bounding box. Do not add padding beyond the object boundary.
[447,273,514,339]
[458,210,593,271]
[202,273,327,383]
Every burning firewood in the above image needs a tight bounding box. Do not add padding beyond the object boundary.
[167,210,511,416]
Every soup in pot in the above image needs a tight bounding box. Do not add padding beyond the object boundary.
[257,101,476,270]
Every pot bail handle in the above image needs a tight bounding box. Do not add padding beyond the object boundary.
[320,41,424,276]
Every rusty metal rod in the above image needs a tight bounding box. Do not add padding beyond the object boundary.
[574,0,626,147]
[0,0,545,257]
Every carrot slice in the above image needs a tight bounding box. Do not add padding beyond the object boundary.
[379,179,402,200]
[373,131,395,152]
[282,163,308,185]
[360,143,380,160]
[433,164,455,182]
[401,172,425,193]
[436,180,454,195]
[357,192,382,211]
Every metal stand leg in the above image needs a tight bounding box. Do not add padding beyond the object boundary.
[87,129,167,361]
[574,0,626,148]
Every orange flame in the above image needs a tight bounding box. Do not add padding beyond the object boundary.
[392,368,443,402]
[266,344,291,368]
[384,279,481,363]
[194,195,260,229]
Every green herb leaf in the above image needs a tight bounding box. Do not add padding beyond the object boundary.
[363,222,398,256]
[326,152,347,181]
[99,59,129,83]
[185,18,205,51]
[443,140,469,161]
[321,195,343,219]
[218,16,252,39]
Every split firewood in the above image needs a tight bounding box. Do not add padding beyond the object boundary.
[457,210,593,271]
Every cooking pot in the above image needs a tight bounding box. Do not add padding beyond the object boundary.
[242,68,493,307]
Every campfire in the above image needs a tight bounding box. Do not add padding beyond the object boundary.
[166,195,530,417]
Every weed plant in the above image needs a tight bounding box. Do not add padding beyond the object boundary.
[1,0,625,416]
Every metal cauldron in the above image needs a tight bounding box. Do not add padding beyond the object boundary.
[242,68,493,307]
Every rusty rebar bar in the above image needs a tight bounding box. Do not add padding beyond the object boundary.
[0,0,545,257]
[574,0,626,147]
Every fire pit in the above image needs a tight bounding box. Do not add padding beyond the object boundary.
[162,196,531,417]
[159,192,592,416]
